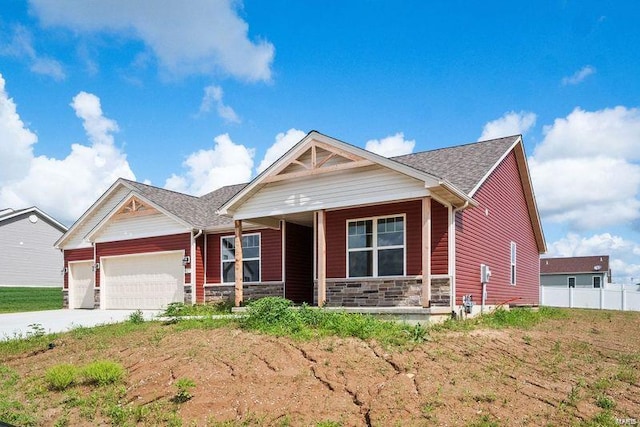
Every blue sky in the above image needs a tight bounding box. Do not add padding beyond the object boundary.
[1,1,640,283]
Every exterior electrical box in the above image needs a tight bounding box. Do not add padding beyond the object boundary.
[480,264,491,283]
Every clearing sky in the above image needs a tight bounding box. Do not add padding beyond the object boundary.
[1,0,640,283]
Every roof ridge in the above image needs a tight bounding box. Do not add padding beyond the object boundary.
[393,134,520,159]
[120,178,201,200]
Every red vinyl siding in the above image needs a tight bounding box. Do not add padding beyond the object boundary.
[63,247,94,289]
[431,200,449,275]
[206,234,221,284]
[261,228,283,282]
[95,233,191,287]
[194,234,205,303]
[455,151,540,305]
[205,228,282,284]
[325,200,423,278]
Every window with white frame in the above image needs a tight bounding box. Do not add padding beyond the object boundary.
[510,241,517,285]
[568,277,576,288]
[221,233,260,283]
[593,276,602,288]
[347,215,405,278]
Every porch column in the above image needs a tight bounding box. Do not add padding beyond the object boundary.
[422,197,432,307]
[317,210,327,306]
[234,220,243,307]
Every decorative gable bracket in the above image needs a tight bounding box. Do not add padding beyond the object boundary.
[264,141,374,184]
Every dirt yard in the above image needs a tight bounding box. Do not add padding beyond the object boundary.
[2,309,639,426]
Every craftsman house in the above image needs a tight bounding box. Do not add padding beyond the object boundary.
[540,255,611,289]
[55,131,545,314]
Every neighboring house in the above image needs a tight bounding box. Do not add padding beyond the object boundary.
[55,131,545,312]
[540,256,611,289]
[0,207,68,287]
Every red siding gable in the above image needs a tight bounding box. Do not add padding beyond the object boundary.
[455,151,539,305]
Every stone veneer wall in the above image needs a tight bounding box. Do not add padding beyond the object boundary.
[314,277,451,308]
[183,285,192,305]
[430,277,451,307]
[62,289,69,309]
[93,288,100,308]
[204,283,284,305]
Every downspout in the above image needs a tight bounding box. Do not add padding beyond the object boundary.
[451,201,469,314]
[192,229,203,304]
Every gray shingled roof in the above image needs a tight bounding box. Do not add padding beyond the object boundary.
[122,179,245,229]
[119,135,519,229]
[391,135,519,194]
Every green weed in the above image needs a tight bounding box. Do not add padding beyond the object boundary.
[45,364,78,391]
[82,360,125,386]
[172,377,196,403]
[595,394,615,410]
[128,309,145,324]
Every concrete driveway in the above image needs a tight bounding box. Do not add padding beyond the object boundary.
[0,309,161,340]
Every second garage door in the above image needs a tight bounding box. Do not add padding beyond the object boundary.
[101,251,185,309]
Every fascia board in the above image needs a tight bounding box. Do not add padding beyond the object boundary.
[55,179,128,248]
[84,191,193,242]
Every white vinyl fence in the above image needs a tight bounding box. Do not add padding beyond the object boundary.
[540,286,640,311]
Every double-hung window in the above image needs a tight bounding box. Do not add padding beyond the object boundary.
[347,215,405,277]
[593,276,602,288]
[510,241,517,285]
[221,233,260,283]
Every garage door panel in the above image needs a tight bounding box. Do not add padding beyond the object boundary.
[69,261,94,309]
[102,252,184,310]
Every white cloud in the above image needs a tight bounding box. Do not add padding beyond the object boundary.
[529,106,640,231]
[30,0,274,82]
[533,106,640,161]
[561,65,596,86]
[199,85,240,124]
[256,128,306,174]
[164,133,254,196]
[365,132,415,157]
[0,74,37,183]
[479,111,536,141]
[0,73,134,224]
[546,232,640,284]
[0,24,65,81]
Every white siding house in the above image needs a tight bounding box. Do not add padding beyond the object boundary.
[0,207,68,287]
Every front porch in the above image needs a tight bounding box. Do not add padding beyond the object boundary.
[215,133,471,311]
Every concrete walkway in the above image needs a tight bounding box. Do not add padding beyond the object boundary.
[0,309,161,340]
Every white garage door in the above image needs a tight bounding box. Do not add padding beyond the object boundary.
[69,261,94,309]
[101,251,184,309]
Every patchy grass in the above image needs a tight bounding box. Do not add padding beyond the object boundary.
[0,305,638,426]
[0,287,62,313]
[240,297,429,346]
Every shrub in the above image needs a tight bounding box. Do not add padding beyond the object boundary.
[82,361,125,386]
[45,364,78,391]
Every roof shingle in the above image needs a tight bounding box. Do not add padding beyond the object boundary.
[540,256,610,275]
[392,135,518,194]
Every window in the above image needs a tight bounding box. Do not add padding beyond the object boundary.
[568,277,576,288]
[510,241,517,285]
[593,276,602,288]
[347,215,405,277]
[221,234,260,283]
